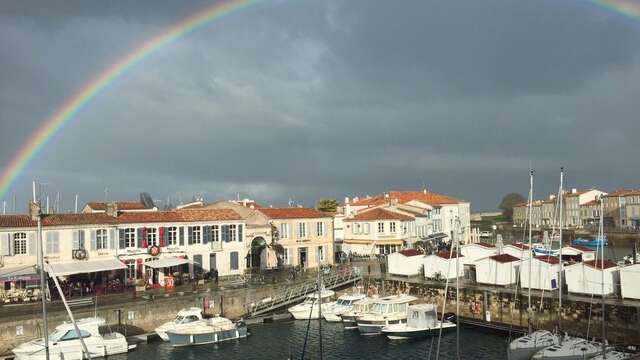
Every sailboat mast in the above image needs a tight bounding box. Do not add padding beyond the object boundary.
[558,168,564,311]
[600,199,605,357]
[527,169,534,324]
[455,218,460,358]
[32,181,50,360]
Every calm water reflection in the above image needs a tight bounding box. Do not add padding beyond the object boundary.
[117,320,509,360]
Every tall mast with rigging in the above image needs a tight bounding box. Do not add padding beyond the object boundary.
[527,169,534,332]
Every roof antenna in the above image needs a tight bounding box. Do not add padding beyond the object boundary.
[75,194,79,214]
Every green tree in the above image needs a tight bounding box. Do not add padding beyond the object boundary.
[316,198,339,212]
[499,193,526,220]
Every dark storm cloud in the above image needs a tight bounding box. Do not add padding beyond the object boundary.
[1,0,639,211]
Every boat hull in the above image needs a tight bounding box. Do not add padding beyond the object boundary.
[382,322,455,340]
[341,315,359,329]
[167,325,248,347]
[12,336,129,360]
[357,319,405,335]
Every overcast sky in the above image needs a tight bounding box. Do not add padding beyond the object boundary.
[1,0,639,212]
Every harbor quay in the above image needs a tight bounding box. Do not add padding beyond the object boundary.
[0,269,327,356]
[371,274,640,346]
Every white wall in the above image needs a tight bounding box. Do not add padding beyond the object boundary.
[460,244,496,265]
[475,258,519,285]
[388,253,424,276]
[565,263,618,296]
[620,264,640,299]
[519,259,559,291]
[423,255,464,279]
[503,245,531,259]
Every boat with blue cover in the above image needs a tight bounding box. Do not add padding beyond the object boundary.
[572,237,608,247]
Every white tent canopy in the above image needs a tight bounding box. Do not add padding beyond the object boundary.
[46,259,126,277]
[144,257,192,269]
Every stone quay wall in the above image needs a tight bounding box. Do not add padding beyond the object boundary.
[0,281,295,356]
[372,277,640,346]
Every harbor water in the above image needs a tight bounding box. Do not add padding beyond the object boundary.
[117,320,510,359]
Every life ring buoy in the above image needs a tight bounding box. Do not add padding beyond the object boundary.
[148,245,161,256]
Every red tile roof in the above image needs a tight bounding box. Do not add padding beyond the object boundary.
[0,213,118,228]
[349,190,463,207]
[257,208,331,219]
[509,243,530,250]
[535,256,560,265]
[490,254,520,263]
[436,250,463,259]
[604,189,640,197]
[584,259,618,270]
[398,249,422,257]
[345,208,413,221]
[117,209,242,223]
[0,210,241,228]
[568,245,595,253]
[86,201,150,211]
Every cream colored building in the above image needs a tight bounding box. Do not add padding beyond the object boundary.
[258,208,334,268]
[342,208,414,255]
[0,207,247,290]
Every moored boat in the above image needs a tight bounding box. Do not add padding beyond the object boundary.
[155,307,204,341]
[507,330,560,360]
[381,303,455,340]
[12,317,133,360]
[323,293,366,322]
[166,316,247,347]
[573,237,608,248]
[288,290,335,320]
[531,337,602,360]
[356,294,417,335]
[341,297,373,329]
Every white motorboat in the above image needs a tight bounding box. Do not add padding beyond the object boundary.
[323,293,366,322]
[12,317,133,360]
[341,297,374,329]
[507,330,560,360]
[166,316,248,347]
[531,337,602,360]
[381,303,455,340]
[288,290,335,320]
[356,294,418,335]
[155,307,204,341]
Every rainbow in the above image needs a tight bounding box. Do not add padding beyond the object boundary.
[590,0,640,19]
[0,0,255,200]
[1,0,639,201]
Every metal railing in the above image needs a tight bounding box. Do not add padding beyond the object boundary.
[245,267,362,318]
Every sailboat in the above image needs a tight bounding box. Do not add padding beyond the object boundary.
[507,170,560,360]
[532,197,626,360]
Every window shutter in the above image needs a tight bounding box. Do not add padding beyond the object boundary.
[159,227,165,247]
[119,229,126,249]
[53,232,60,254]
[109,229,116,249]
[1,233,9,256]
[324,245,328,263]
[221,225,229,242]
[90,230,97,251]
[237,224,243,242]
[137,258,143,277]
[73,231,80,250]
[179,227,184,246]
[187,226,193,245]
[203,226,211,245]
[28,232,36,255]
[46,232,53,254]
[8,233,14,256]
[137,228,144,248]
[78,230,85,250]
[141,227,148,248]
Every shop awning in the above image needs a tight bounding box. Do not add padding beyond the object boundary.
[46,258,126,277]
[0,265,39,282]
[144,257,192,269]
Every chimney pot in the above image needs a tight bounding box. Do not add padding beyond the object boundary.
[106,202,118,218]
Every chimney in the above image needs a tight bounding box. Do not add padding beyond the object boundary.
[105,202,118,218]
[423,188,427,194]
[572,188,577,194]
[345,197,350,204]
[384,193,389,199]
